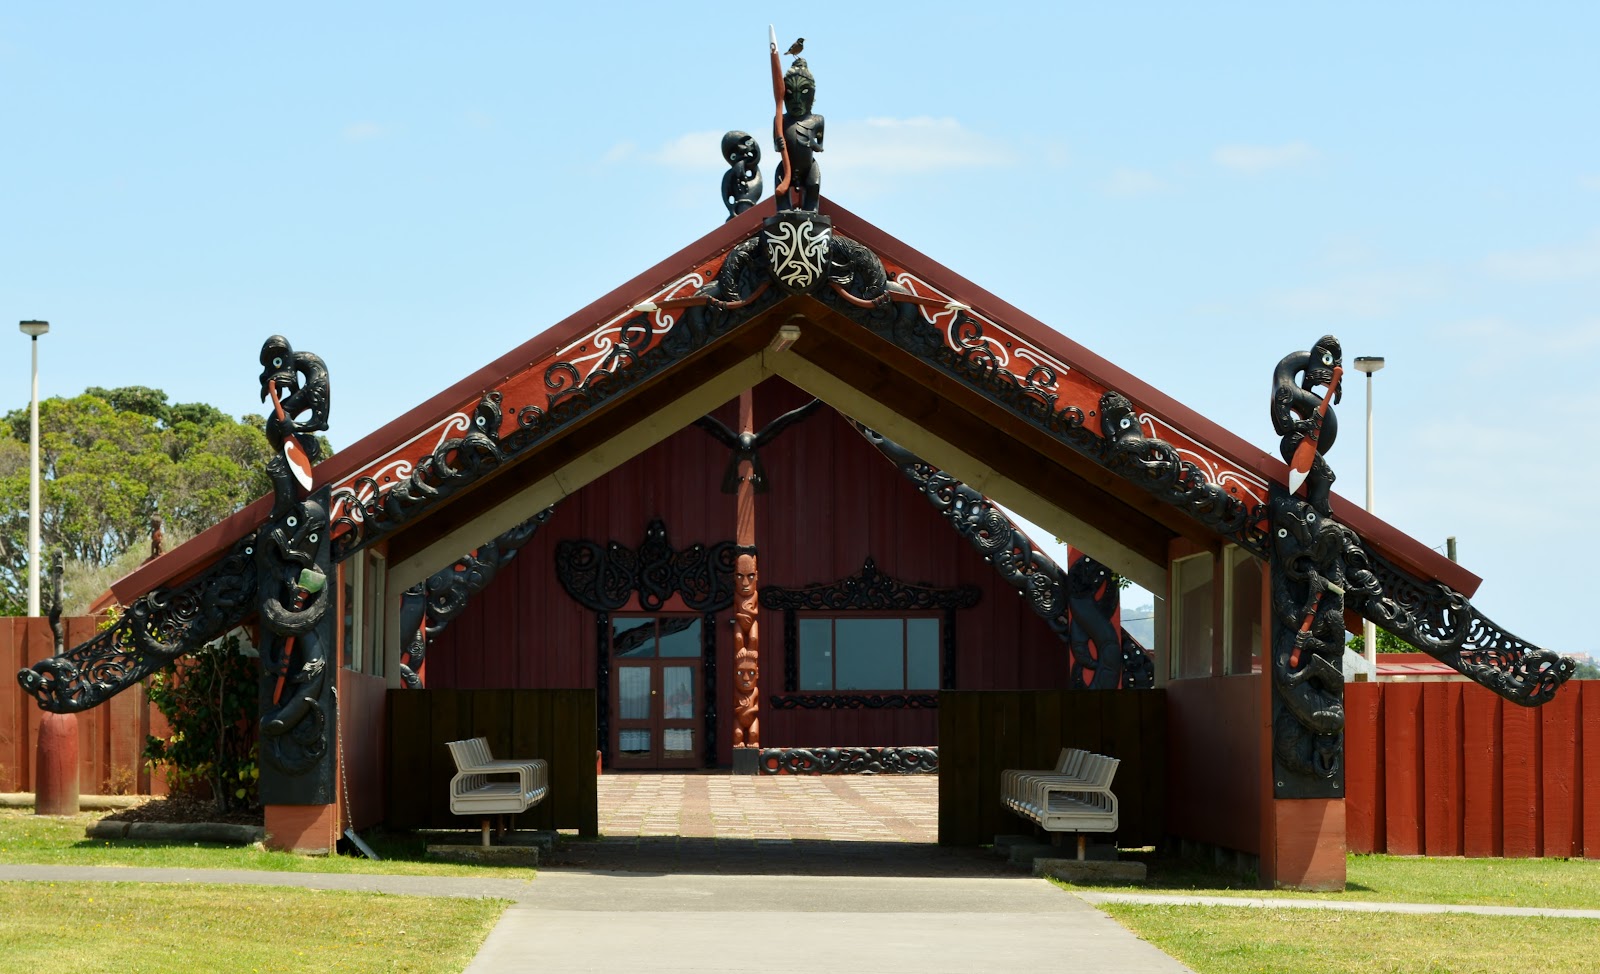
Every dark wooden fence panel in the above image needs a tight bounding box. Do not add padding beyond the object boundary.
[939,690,1165,848]
[1346,680,1597,859]
[385,688,598,836]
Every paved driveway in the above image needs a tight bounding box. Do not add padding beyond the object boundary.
[548,772,1013,877]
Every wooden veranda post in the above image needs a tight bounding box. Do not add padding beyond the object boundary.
[731,390,762,772]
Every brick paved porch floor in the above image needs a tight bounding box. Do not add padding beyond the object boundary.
[541,773,1016,877]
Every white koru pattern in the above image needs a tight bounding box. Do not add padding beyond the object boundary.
[1137,412,1271,508]
[892,272,1072,391]
[329,410,471,525]
[558,273,707,380]
[766,219,830,290]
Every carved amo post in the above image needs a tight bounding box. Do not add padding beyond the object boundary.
[731,391,762,772]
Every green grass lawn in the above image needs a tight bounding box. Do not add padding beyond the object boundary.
[1053,852,1600,910]
[1105,904,1600,974]
[0,809,535,878]
[0,881,505,974]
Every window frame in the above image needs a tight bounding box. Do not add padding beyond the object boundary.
[796,612,944,693]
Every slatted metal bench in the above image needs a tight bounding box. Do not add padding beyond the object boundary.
[1002,747,1120,859]
[446,737,549,846]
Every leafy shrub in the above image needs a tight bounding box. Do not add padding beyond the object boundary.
[144,634,259,812]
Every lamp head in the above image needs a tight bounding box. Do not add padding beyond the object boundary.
[18,320,49,338]
[1353,355,1385,376]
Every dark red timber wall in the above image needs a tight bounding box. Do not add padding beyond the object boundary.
[1346,680,1600,859]
[426,377,1078,765]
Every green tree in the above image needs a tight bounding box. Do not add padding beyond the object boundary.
[1346,626,1414,655]
[0,388,280,615]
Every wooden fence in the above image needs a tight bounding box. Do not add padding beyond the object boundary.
[385,688,599,836]
[938,690,1166,847]
[0,616,166,796]
[1346,680,1600,858]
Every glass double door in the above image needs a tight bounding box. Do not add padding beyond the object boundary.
[610,614,702,769]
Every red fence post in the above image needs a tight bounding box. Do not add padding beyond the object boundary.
[1501,702,1541,858]
[1422,683,1464,856]
[1344,681,1381,854]
[1462,688,1503,857]
[1541,685,1581,858]
[1383,682,1424,855]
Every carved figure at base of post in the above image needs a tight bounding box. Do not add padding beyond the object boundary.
[732,553,760,747]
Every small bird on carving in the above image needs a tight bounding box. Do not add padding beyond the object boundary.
[785,37,805,57]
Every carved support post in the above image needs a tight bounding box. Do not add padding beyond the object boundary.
[732,391,761,767]
[34,712,80,816]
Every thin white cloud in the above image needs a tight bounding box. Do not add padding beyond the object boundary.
[1212,141,1318,173]
[343,121,387,143]
[1482,234,1600,282]
[612,119,1015,201]
[1103,168,1169,198]
[647,131,726,171]
[825,117,1014,174]
[601,141,638,164]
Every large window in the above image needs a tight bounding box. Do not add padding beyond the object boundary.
[798,617,940,691]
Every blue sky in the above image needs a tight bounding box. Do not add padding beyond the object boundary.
[3,4,1597,652]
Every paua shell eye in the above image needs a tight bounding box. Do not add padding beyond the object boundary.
[286,516,299,528]
[1320,352,1333,366]
[1276,528,1289,538]
[475,415,487,428]
[1119,416,1133,430]
[1306,512,1318,522]
[273,356,284,368]
[308,532,318,543]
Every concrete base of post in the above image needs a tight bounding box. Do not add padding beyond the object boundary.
[35,712,80,816]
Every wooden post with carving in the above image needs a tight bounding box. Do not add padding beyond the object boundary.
[731,391,761,769]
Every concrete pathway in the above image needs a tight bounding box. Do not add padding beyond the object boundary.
[464,872,1198,974]
[1076,890,1600,920]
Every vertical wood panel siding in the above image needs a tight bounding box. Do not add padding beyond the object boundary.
[1345,680,1597,859]
[384,688,598,834]
[938,690,1165,847]
[426,379,1078,765]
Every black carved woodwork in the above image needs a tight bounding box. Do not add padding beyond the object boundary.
[555,520,749,767]
[253,335,339,804]
[328,242,785,560]
[1357,547,1574,705]
[773,58,823,211]
[759,557,980,613]
[1267,490,1356,797]
[759,746,938,775]
[760,558,978,697]
[397,506,557,689]
[1271,335,1343,516]
[720,131,762,220]
[17,535,259,713]
[693,397,824,494]
[856,424,1156,690]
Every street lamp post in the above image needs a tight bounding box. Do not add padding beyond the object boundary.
[20,320,50,617]
[1353,355,1385,674]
